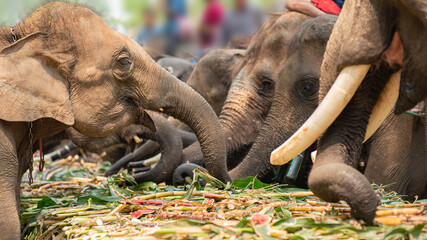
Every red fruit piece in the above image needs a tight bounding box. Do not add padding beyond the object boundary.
[130,209,156,218]
[251,213,271,225]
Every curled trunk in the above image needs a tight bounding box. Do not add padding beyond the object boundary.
[132,111,183,183]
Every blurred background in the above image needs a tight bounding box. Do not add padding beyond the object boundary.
[0,0,286,59]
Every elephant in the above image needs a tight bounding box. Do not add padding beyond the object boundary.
[174,14,335,184]
[0,2,228,238]
[271,0,427,223]
[105,48,245,177]
[186,49,245,116]
[177,11,311,174]
[157,57,194,83]
[227,14,426,200]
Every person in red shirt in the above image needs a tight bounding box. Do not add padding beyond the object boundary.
[198,0,225,49]
[285,0,344,17]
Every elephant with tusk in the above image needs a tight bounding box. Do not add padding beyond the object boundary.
[272,0,427,223]
[0,2,228,238]
[175,13,426,212]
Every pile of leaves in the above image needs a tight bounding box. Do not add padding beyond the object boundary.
[21,154,427,239]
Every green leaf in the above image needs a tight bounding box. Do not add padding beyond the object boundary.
[384,227,409,240]
[409,223,427,239]
[275,207,292,219]
[37,196,65,208]
[76,189,121,204]
[194,168,226,188]
[109,183,133,197]
[235,219,251,228]
[231,177,270,189]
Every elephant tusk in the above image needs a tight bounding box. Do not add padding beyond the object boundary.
[270,65,371,165]
[363,70,401,142]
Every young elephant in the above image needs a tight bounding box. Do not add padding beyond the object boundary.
[0,2,227,238]
[179,12,311,173]
[106,49,245,179]
[272,0,427,223]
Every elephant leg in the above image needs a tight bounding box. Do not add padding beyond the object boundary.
[0,125,21,239]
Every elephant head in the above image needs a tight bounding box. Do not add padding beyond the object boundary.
[272,0,427,223]
[217,12,311,168]
[229,15,336,182]
[0,2,228,182]
[187,49,245,115]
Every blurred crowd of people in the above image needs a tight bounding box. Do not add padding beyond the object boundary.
[136,0,265,59]
[136,0,344,60]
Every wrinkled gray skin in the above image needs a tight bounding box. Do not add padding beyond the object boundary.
[0,3,227,238]
[104,125,196,177]
[157,57,194,83]
[44,115,196,165]
[180,12,311,173]
[303,0,427,223]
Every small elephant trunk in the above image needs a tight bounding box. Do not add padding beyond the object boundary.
[145,67,230,183]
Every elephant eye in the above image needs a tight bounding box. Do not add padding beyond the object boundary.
[113,55,133,78]
[119,57,131,66]
[258,78,275,97]
[298,79,318,99]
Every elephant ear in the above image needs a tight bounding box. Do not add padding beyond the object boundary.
[0,32,75,125]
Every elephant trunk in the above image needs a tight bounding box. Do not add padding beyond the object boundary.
[132,111,183,184]
[229,103,289,180]
[219,69,270,162]
[229,92,314,181]
[308,160,379,223]
[145,67,230,183]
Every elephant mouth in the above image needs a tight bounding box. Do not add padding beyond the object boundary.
[122,96,157,133]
